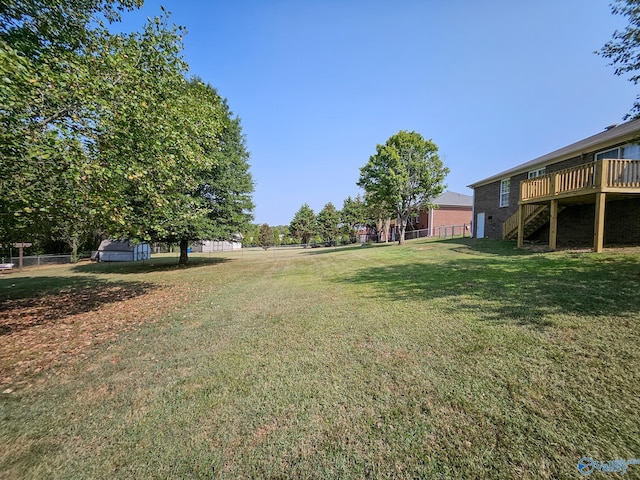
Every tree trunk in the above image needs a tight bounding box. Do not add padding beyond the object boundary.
[376,218,384,242]
[70,237,79,263]
[384,218,391,243]
[179,239,189,265]
[398,216,407,245]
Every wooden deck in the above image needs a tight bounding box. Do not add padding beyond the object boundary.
[520,159,640,204]
[511,159,640,252]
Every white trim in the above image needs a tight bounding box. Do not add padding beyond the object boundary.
[499,178,510,208]
[471,191,475,237]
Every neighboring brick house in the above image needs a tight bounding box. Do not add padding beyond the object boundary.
[468,119,640,251]
[390,191,473,238]
[410,191,472,234]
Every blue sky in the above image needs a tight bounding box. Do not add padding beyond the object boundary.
[115,0,635,226]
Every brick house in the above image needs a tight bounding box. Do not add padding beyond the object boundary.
[390,191,473,239]
[468,119,640,251]
[409,191,472,233]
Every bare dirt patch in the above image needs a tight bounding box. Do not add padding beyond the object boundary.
[0,283,190,390]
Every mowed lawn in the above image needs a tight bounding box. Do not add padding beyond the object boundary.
[1,238,639,479]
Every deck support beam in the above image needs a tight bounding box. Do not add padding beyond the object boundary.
[593,192,606,253]
[549,200,558,251]
[517,204,524,248]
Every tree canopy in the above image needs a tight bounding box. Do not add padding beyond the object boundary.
[289,204,316,244]
[258,223,274,250]
[598,0,640,118]
[340,195,369,241]
[0,1,254,264]
[316,202,340,243]
[357,131,449,245]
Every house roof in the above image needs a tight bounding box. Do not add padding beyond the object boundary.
[433,190,473,207]
[98,240,146,252]
[468,118,640,188]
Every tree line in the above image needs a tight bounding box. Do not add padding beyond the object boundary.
[0,1,253,264]
[245,196,370,248]
[251,130,451,248]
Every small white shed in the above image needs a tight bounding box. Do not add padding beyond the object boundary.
[190,240,242,252]
[97,240,151,262]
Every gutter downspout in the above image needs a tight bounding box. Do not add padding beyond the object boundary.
[471,191,476,238]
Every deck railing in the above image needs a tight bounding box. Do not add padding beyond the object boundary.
[520,159,640,202]
[555,161,596,194]
[520,175,551,201]
[607,159,640,188]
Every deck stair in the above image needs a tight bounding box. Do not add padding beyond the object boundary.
[503,205,565,240]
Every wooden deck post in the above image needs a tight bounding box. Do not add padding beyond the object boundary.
[593,192,606,253]
[517,204,524,248]
[549,200,558,251]
[594,159,607,188]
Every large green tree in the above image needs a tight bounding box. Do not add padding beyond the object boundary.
[316,202,340,243]
[1,2,254,264]
[98,66,254,264]
[258,223,274,250]
[357,131,449,245]
[598,0,640,118]
[340,195,371,242]
[289,204,317,245]
[0,0,143,247]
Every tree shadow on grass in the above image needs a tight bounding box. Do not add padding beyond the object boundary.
[303,243,395,255]
[441,237,536,257]
[336,247,640,328]
[73,255,230,275]
[0,276,154,335]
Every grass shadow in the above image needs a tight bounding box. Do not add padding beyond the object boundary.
[303,242,395,255]
[336,246,640,327]
[73,255,230,275]
[0,276,154,335]
[419,237,538,257]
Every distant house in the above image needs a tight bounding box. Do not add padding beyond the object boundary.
[468,119,640,251]
[190,239,242,252]
[389,191,473,239]
[411,190,473,234]
[97,240,151,262]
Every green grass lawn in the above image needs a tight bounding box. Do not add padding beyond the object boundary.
[1,238,639,479]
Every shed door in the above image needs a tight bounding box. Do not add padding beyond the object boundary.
[476,213,485,238]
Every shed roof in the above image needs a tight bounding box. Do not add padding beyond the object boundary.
[98,240,145,252]
[433,190,473,207]
[468,118,640,188]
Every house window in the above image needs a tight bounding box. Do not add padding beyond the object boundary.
[499,178,510,207]
[596,143,640,161]
[528,167,546,178]
[596,148,620,161]
[622,144,640,159]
